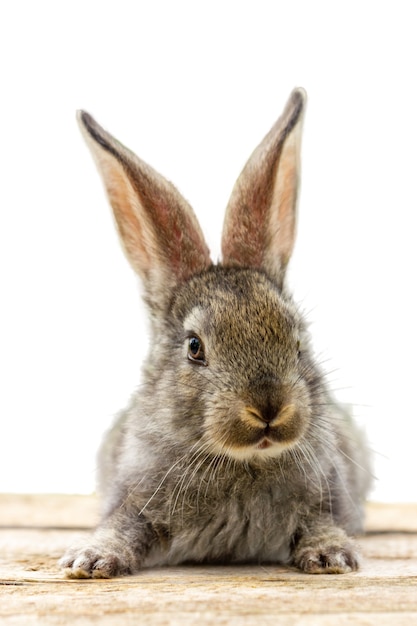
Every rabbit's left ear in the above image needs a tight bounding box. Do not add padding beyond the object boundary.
[221,88,306,288]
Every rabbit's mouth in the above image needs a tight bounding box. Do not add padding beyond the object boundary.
[208,402,310,460]
[253,429,288,452]
[255,437,273,450]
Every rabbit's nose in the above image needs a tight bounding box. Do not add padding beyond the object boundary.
[245,401,281,425]
[259,401,282,424]
[246,376,284,423]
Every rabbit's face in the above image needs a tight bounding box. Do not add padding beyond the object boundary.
[167,268,313,461]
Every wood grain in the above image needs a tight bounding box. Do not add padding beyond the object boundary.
[0,495,416,625]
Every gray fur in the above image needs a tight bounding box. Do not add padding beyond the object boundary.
[60,89,371,578]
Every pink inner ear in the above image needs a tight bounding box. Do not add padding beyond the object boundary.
[127,164,211,283]
[80,110,212,296]
[153,194,182,253]
[164,206,212,282]
[221,151,281,271]
[221,90,304,281]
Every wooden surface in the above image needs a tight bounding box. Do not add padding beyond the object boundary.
[1,495,417,625]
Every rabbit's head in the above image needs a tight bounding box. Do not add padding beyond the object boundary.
[165,266,314,461]
[78,89,320,462]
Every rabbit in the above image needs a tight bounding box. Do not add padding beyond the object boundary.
[60,88,371,578]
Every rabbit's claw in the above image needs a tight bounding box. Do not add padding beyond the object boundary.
[60,546,133,579]
[294,542,360,574]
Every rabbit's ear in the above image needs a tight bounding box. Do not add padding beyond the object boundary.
[221,88,306,288]
[77,112,212,311]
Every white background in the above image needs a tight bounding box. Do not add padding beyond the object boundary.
[0,1,416,501]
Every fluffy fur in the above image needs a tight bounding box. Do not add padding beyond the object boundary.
[60,89,371,578]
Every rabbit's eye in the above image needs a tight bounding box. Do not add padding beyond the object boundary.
[187,336,207,365]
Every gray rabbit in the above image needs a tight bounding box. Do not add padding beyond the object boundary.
[60,89,371,578]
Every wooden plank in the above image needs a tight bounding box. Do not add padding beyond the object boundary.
[0,495,416,625]
[0,493,99,527]
[1,494,416,531]
[365,502,417,532]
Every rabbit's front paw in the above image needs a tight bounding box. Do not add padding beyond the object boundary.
[59,545,133,579]
[293,542,360,574]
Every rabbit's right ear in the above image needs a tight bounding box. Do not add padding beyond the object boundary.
[77,112,212,311]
